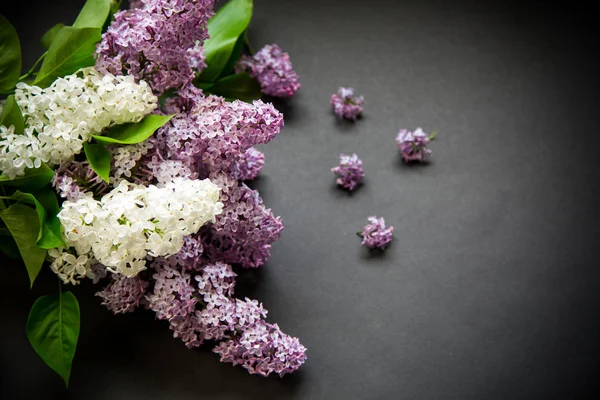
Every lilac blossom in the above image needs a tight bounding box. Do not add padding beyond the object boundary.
[146,261,197,320]
[214,321,307,377]
[199,176,283,268]
[52,160,109,201]
[96,274,149,314]
[152,94,283,176]
[360,216,394,250]
[332,153,364,191]
[96,0,215,94]
[236,147,265,181]
[330,87,364,120]
[235,44,300,98]
[395,128,434,163]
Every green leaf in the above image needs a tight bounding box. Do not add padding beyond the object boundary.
[0,204,47,286]
[33,27,101,88]
[0,163,54,191]
[197,0,253,82]
[41,23,65,49]
[0,14,22,91]
[0,95,24,133]
[218,32,245,80]
[26,291,80,387]
[0,190,46,241]
[91,114,174,145]
[33,188,66,249]
[73,0,111,28]
[202,73,261,103]
[83,142,111,183]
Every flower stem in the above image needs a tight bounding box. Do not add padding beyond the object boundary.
[18,51,47,82]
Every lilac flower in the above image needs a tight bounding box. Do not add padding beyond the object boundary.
[151,95,283,176]
[360,216,394,250]
[52,160,109,201]
[330,87,364,120]
[199,177,283,268]
[169,313,205,348]
[146,261,197,320]
[96,0,215,94]
[236,147,265,181]
[332,153,364,191]
[213,321,307,377]
[96,274,149,314]
[395,128,434,163]
[235,44,300,98]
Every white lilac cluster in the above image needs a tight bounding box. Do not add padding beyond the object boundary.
[0,68,157,179]
[50,178,223,284]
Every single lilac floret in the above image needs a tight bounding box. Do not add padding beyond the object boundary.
[360,216,394,250]
[331,153,364,191]
[235,44,300,98]
[330,87,364,120]
[395,128,434,163]
[236,147,265,181]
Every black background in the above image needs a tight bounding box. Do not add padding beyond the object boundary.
[2,0,600,399]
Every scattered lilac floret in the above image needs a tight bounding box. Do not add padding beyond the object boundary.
[331,153,364,191]
[360,216,394,250]
[236,147,265,181]
[395,128,434,163]
[330,87,364,120]
[235,44,300,98]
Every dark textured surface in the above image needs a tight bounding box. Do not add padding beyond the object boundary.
[2,0,600,399]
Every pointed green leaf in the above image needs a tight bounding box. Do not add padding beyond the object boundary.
[26,291,80,387]
[0,190,46,241]
[0,163,54,191]
[91,114,174,145]
[83,142,111,183]
[0,95,24,133]
[204,73,261,103]
[197,0,253,82]
[218,31,245,80]
[73,0,111,28]
[33,188,66,249]
[33,27,101,88]
[0,13,22,90]
[41,23,65,49]
[0,204,47,286]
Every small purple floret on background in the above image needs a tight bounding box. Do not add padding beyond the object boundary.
[395,127,434,163]
[331,153,364,191]
[330,87,364,120]
[360,216,394,249]
[236,44,300,98]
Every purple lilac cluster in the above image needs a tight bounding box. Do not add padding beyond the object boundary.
[332,153,364,191]
[95,0,215,94]
[89,0,305,377]
[236,147,265,181]
[360,216,394,249]
[235,44,300,98]
[330,87,364,120]
[96,274,149,314]
[395,128,433,163]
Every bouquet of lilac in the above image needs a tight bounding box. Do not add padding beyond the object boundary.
[0,0,305,386]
